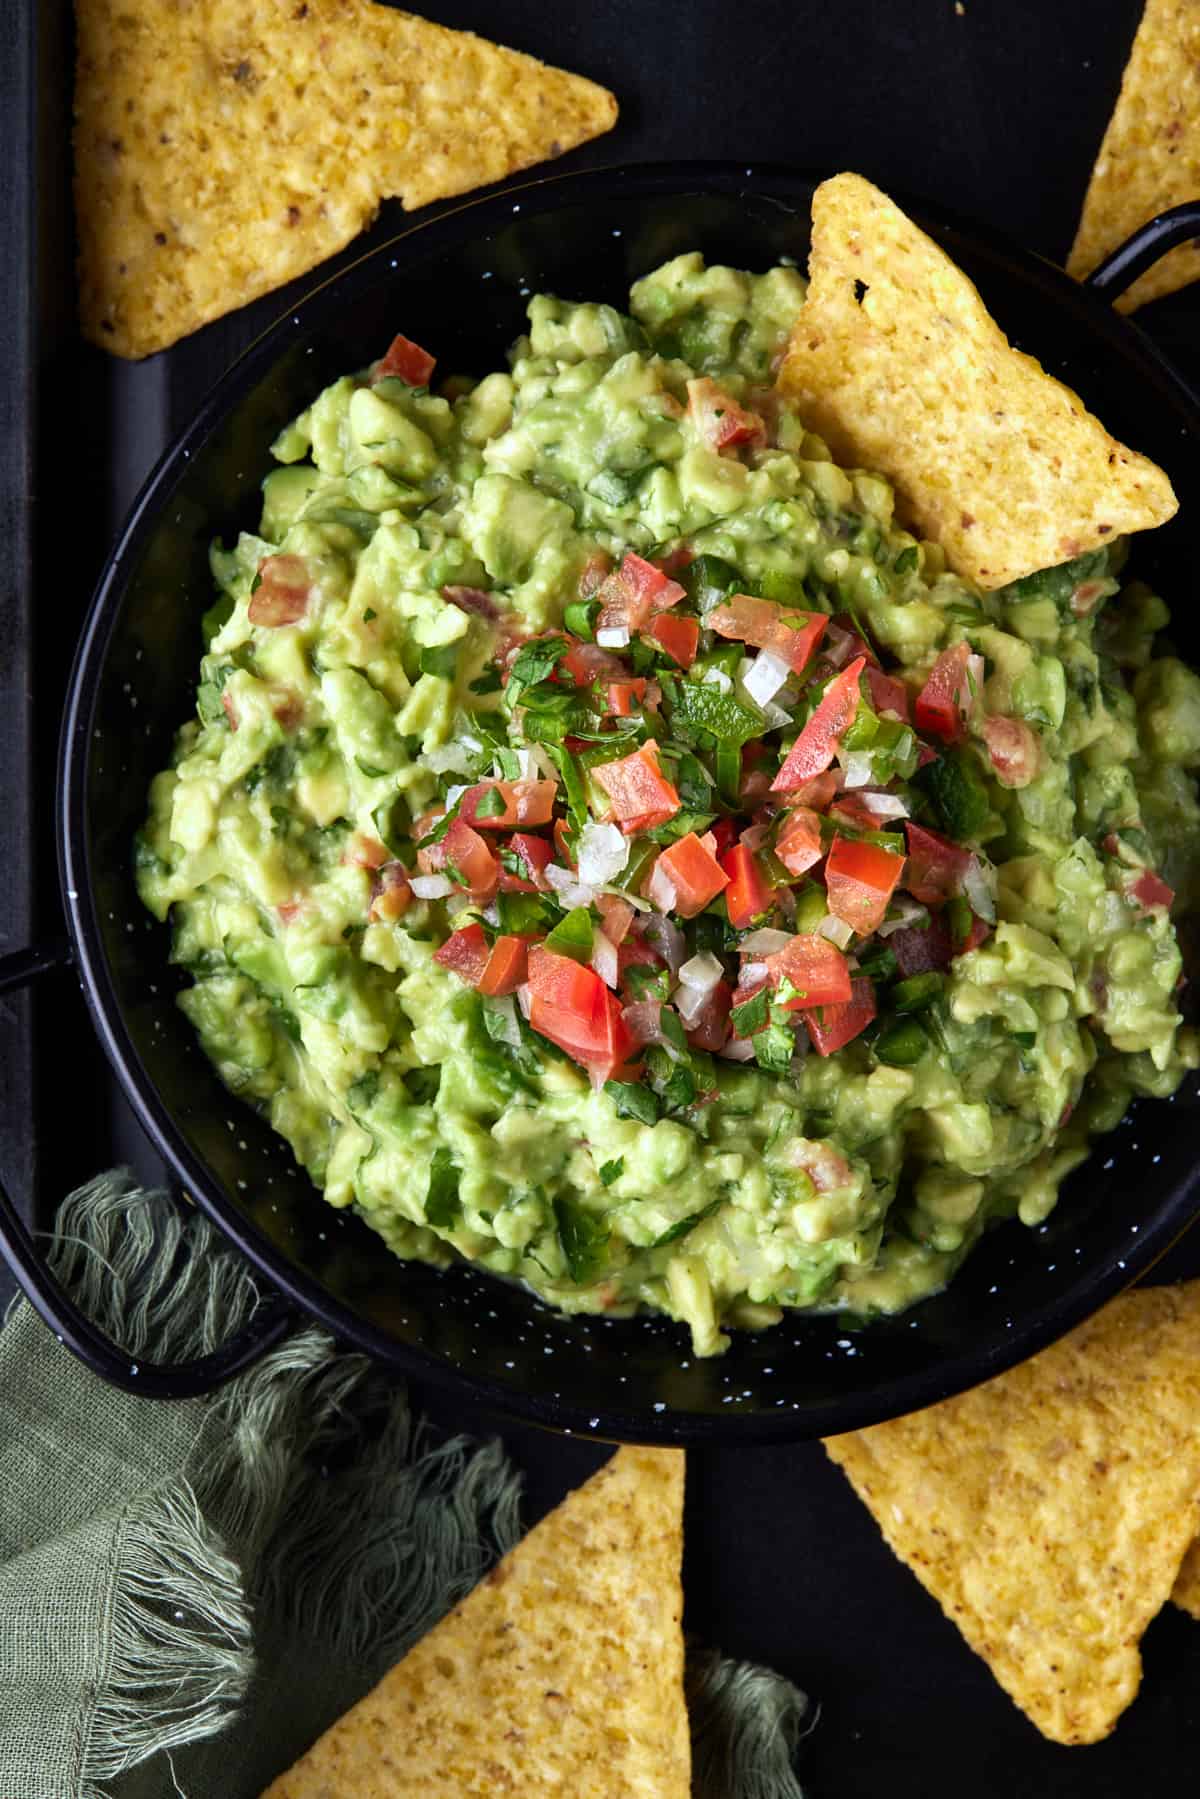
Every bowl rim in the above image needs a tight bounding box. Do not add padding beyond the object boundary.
[58,158,1200,1443]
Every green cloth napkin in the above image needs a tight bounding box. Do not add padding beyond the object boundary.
[0,1173,811,1798]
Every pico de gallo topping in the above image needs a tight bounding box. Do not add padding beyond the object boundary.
[414,542,1010,1115]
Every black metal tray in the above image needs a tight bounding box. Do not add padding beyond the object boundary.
[10,0,1200,1788]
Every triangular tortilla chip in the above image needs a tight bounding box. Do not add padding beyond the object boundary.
[1067,0,1200,311]
[1172,1535,1200,1618]
[74,0,618,358]
[777,173,1177,588]
[824,1282,1200,1744]
[259,1445,690,1797]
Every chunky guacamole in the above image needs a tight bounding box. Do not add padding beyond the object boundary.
[137,254,1200,1357]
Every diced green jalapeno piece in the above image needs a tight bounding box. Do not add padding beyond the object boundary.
[874,1017,929,1066]
[890,973,945,1013]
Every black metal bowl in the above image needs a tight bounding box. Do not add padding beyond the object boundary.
[6,162,1200,1441]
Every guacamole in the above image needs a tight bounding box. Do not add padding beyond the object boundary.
[137,254,1200,1357]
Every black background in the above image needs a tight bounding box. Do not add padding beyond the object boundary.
[9,0,1200,1791]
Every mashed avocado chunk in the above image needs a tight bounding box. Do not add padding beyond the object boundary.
[138,257,1200,1357]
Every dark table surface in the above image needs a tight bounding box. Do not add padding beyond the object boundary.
[8,0,1200,1791]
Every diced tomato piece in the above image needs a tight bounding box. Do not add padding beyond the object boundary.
[739,764,774,808]
[554,818,577,867]
[720,841,773,928]
[597,894,635,943]
[786,770,839,811]
[772,658,867,792]
[775,807,824,879]
[375,332,436,386]
[434,924,490,987]
[804,977,877,1057]
[605,678,648,717]
[915,643,974,744]
[1132,869,1175,912]
[343,832,391,870]
[686,377,765,452]
[903,822,973,905]
[370,863,412,922]
[645,612,700,668]
[653,831,729,919]
[654,544,695,577]
[866,666,910,721]
[419,817,500,902]
[477,934,530,998]
[592,740,681,835]
[461,779,557,831]
[500,832,553,893]
[766,934,852,1008]
[528,947,634,1080]
[622,551,687,613]
[959,912,991,953]
[562,639,629,686]
[981,715,1040,789]
[686,979,733,1053]
[707,595,827,676]
[824,835,905,936]
[828,794,887,832]
[248,554,311,627]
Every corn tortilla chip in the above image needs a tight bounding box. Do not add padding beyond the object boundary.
[1172,1536,1200,1619]
[824,1282,1200,1745]
[777,173,1177,588]
[259,1445,690,1798]
[74,0,617,358]
[1068,0,1200,311]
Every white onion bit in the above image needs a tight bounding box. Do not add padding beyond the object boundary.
[596,625,630,649]
[702,668,733,694]
[576,821,630,887]
[485,994,522,1045]
[738,928,792,955]
[679,950,724,991]
[962,855,997,923]
[861,792,909,819]
[644,911,686,973]
[673,983,709,1027]
[410,874,453,899]
[743,649,792,708]
[840,751,875,789]
[823,623,854,667]
[877,897,929,937]
[740,959,770,984]
[817,912,855,949]
[544,863,598,909]
[719,1035,757,1061]
[516,982,533,1020]
[590,931,620,989]
[647,862,678,914]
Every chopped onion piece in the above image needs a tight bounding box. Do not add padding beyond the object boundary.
[530,743,559,780]
[445,783,469,809]
[966,653,986,714]
[702,668,733,694]
[590,931,620,989]
[817,913,855,949]
[740,959,769,984]
[673,982,709,1027]
[544,863,598,909]
[482,902,501,926]
[739,928,793,955]
[841,751,875,789]
[962,855,997,923]
[647,861,678,914]
[823,623,854,667]
[516,982,533,1020]
[621,999,665,1047]
[679,950,724,992]
[719,1035,757,1061]
[644,911,686,973]
[577,821,630,887]
[739,821,770,852]
[596,625,630,648]
[410,874,453,899]
[861,792,909,819]
[877,897,929,937]
[759,700,792,730]
[743,649,792,708]
[446,891,474,919]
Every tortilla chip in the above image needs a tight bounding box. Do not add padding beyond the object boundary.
[824,1282,1200,1744]
[258,1445,690,1797]
[1067,0,1200,311]
[777,173,1177,588]
[74,0,618,358]
[1172,1535,1200,1619]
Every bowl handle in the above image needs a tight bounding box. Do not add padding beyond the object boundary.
[0,941,295,1396]
[1082,202,1200,303]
